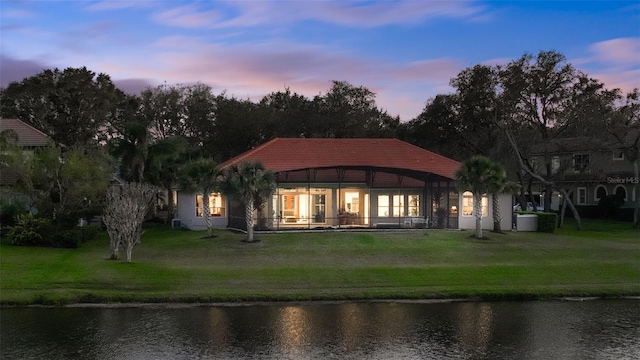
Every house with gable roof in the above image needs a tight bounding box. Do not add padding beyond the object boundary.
[175,138,513,231]
[0,118,52,187]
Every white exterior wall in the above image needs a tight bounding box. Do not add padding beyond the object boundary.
[175,192,229,230]
[458,193,512,231]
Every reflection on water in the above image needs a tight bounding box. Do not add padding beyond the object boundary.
[1,300,639,359]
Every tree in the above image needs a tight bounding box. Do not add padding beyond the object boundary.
[103,182,157,262]
[498,51,582,212]
[600,89,640,227]
[179,158,222,237]
[110,122,150,183]
[221,161,275,242]
[456,156,505,239]
[0,67,125,147]
[312,81,398,138]
[16,145,112,230]
[146,136,197,223]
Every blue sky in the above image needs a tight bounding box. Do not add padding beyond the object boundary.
[1,0,639,121]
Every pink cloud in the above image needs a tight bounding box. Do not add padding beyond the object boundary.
[590,38,640,65]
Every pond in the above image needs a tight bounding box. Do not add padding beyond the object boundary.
[2,299,639,359]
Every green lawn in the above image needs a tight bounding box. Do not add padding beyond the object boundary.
[1,220,639,305]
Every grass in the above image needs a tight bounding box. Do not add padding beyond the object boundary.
[1,220,639,305]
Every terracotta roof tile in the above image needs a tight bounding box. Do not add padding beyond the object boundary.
[219,138,461,180]
[0,118,51,147]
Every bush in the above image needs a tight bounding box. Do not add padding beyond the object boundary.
[7,213,52,246]
[537,212,557,233]
[77,225,99,242]
[597,195,625,219]
[52,229,82,248]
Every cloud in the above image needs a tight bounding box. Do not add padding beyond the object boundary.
[586,37,640,92]
[590,38,640,65]
[0,55,49,87]
[153,4,223,28]
[153,0,486,29]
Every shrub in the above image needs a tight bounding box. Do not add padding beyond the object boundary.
[597,195,625,219]
[7,213,52,246]
[52,229,82,248]
[537,212,557,233]
[77,225,99,242]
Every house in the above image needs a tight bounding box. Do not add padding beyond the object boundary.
[176,138,513,231]
[0,118,52,187]
[528,137,638,210]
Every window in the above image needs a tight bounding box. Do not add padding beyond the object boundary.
[312,194,325,222]
[392,195,404,216]
[408,195,420,216]
[594,186,607,202]
[551,156,560,174]
[378,195,389,217]
[577,187,587,205]
[461,191,488,217]
[613,150,624,161]
[573,154,590,173]
[196,193,225,217]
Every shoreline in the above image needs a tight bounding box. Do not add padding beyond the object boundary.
[3,295,640,309]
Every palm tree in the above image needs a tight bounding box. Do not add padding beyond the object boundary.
[111,122,149,183]
[221,161,275,242]
[455,156,506,239]
[146,136,195,223]
[179,158,222,238]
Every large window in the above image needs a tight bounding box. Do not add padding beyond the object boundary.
[392,195,404,216]
[408,194,420,216]
[196,193,225,217]
[573,154,590,173]
[461,191,487,217]
[378,195,389,217]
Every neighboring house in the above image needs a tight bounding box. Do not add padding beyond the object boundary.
[0,118,51,187]
[0,118,52,221]
[528,137,638,210]
[176,138,513,231]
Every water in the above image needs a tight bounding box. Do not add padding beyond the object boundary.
[1,299,639,360]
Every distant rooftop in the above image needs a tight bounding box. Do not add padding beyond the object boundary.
[0,118,51,147]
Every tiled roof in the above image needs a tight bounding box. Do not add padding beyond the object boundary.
[0,118,50,147]
[219,138,461,180]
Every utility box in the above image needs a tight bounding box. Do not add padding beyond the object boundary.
[515,214,538,232]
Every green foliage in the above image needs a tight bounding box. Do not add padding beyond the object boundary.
[537,212,558,233]
[7,213,51,246]
[52,229,82,248]
[77,225,99,243]
[0,67,126,147]
[598,195,625,219]
[18,145,111,229]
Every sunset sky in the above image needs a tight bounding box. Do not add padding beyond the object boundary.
[1,0,639,121]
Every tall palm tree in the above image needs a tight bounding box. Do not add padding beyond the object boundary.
[455,156,505,239]
[179,158,221,237]
[221,161,275,242]
[111,122,149,183]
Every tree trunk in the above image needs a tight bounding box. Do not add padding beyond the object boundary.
[492,192,502,233]
[474,193,483,238]
[632,159,639,228]
[166,187,175,224]
[559,193,567,228]
[203,192,212,237]
[502,128,582,229]
[245,198,255,242]
[126,241,133,263]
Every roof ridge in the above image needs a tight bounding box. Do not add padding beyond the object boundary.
[218,137,281,169]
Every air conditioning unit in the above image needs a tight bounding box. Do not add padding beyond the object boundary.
[171,219,182,229]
